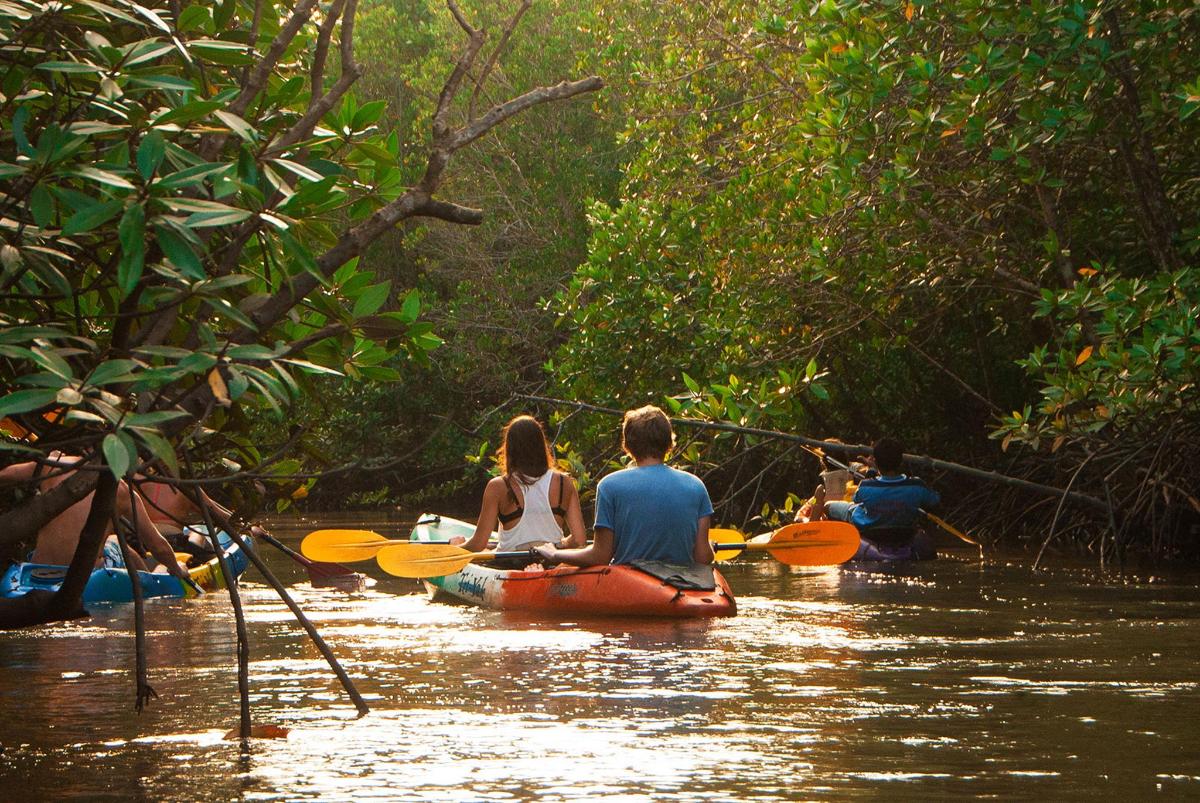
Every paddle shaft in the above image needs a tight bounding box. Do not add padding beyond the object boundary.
[391,540,845,567]
[259,530,354,573]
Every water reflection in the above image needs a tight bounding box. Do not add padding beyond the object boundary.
[0,515,1197,799]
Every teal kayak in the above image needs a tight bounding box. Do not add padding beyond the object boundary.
[0,527,251,604]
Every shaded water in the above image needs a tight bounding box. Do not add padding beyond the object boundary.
[1,512,1198,800]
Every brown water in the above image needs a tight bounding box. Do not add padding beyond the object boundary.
[1,513,1198,800]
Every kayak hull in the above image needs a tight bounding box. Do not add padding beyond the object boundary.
[0,527,251,604]
[413,515,736,618]
[852,529,937,562]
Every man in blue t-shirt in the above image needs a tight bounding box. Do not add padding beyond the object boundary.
[813,437,940,534]
[534,405,714,567]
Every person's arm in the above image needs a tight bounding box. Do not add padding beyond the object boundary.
[560,476,587,548]
[452,478,502,551]
[0,461,36,486]
[118,484,189,579]
[692,515,714,564]
[535,527,613,567]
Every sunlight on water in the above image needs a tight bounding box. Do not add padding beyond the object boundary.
[1,525,1199,799]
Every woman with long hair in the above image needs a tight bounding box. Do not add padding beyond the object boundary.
[452,415,587,553]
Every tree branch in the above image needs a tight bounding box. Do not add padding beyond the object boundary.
[448,76,604,152]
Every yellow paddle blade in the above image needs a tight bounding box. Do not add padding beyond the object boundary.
[710,527,747,563]
[302,529,391,563]
[747,521,861,566]
[376,542,494,579]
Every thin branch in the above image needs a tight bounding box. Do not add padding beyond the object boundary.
[468,0,531,118]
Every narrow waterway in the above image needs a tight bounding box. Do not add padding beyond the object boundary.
[1,513,1197,800]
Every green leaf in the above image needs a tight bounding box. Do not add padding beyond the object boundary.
[277,358,344,376]
[351,100,387,130]
[413,332,442,351]
[128,74,197,91]
[102,431,136,478]
[270,158,323,182]
[227,344,280,360]
[124,40,175,66]
[189,39,252,65]
[0,388,58,417]
[154,224,204,279]
[352,141,397,165]
[61,199,123,236]
[398,289,420,323]
[152,100,221,126]
[186,208,252,228]
[153,162,230,190]
[137,130,165,180]
[213,109,256,141]
[29,184,54,227]
[176,5,209,31]
[29,347,74,380]
[352,281,391,318]
[38,61,100,74]
[117,204,146,294]
[125,409,190,426]
[132,427,178,474]
[89,359,141,386]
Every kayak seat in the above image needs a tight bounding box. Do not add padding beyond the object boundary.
[628,560,716,591]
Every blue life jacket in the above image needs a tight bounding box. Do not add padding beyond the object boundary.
[849,475,940,531]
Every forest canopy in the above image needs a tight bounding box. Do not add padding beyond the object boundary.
[2,0,1198,567]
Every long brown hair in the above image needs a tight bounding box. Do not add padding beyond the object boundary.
[497,415,554,484]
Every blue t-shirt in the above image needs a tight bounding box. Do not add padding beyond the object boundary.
[850,475,940,530]
[594,464,714,565]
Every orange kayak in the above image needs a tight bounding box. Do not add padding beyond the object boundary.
[414,515,736,618]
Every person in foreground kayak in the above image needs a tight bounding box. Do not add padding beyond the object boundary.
[452,414,587,554]
[807,437,941,559]
[0,453,190,580]
[534,405,714,568]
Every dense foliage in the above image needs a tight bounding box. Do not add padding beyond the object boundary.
[549,0,1199,557]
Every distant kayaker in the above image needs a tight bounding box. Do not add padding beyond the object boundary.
[806,437,940,558]
[451,415,587,554]
[0,453,190,579]
[534,405,715,568]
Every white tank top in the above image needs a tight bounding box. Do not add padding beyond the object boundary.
[496,471,563,551]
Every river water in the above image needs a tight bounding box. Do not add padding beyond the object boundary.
[1,513,1198,800]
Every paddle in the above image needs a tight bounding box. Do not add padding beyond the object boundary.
[374,521,862,579]
[256,529,365,588]
[302,529,392,563]
[713,522,860,566]
[301,519,457,564]
[919,509,979,546]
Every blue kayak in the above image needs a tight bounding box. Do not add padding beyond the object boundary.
[0,527,252,604]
